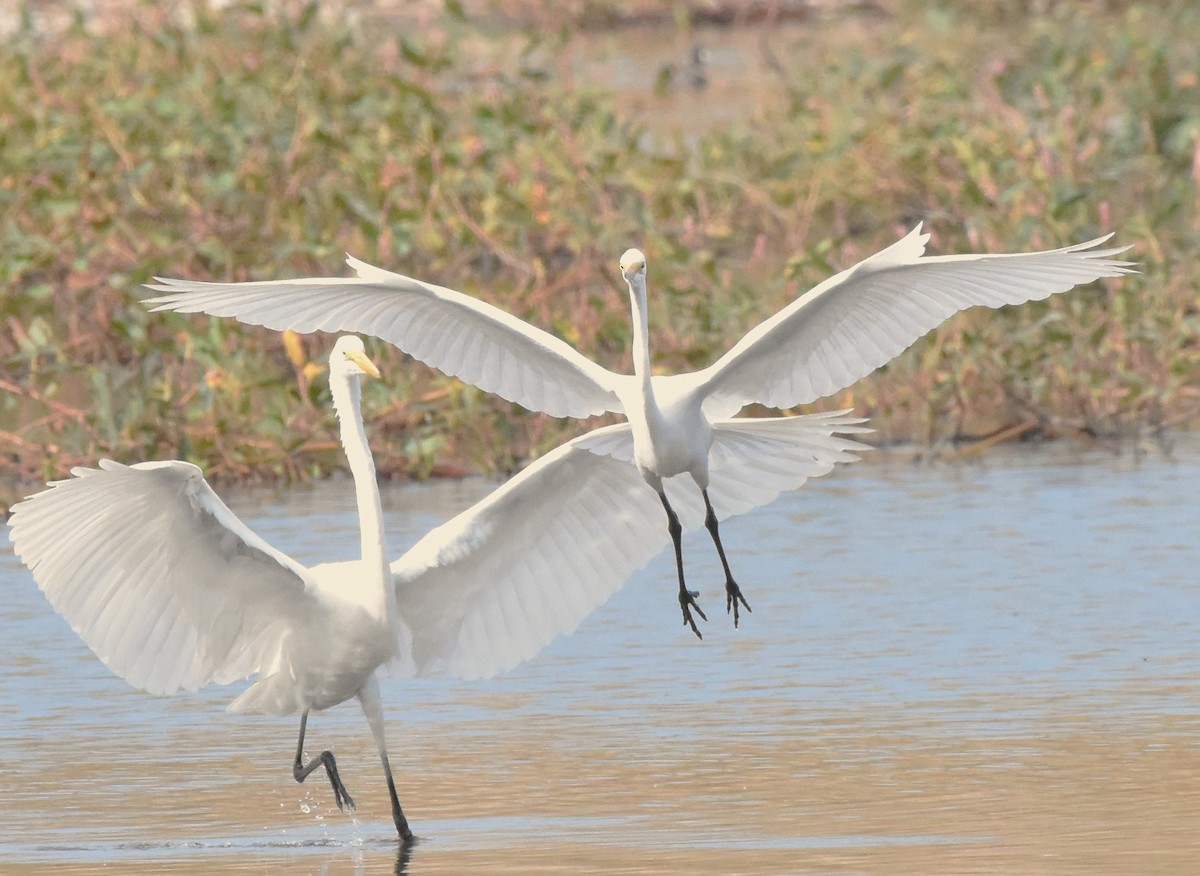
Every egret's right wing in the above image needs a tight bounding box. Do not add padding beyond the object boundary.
[390,412,868,680]
[145,257,624,419]
[390,424,664,680]
[7,460,315,695]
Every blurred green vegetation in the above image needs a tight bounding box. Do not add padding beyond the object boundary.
[2,0,1198,509]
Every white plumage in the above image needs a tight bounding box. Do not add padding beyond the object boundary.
[145,226,1133,425]
[7,335,868,837]
[145,225,1133,634]
[396,410,867,677]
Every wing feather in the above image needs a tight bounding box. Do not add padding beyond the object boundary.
[391,413,867,679]
[8,460,315,695]
[389,427,645,679]
[145,258,624,419]
[698,226,1135,418]
[705,412,871,519]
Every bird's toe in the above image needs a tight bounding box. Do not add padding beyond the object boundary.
[725,581,751,627]
[679,589,708,638]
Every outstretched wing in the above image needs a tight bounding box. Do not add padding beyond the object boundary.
[704,411,869,517]
[7,460,315,695]
[390,425,658,679]
[391,412,867,680]
[145,257,623,419]
[696,226,1136,419]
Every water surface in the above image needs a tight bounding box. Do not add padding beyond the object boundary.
[2,441,1198,874]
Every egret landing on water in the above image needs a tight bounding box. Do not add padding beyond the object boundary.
[145,226,1135,636]
[9,337,868,837]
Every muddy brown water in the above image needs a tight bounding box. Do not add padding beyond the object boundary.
[3,441,1198,873]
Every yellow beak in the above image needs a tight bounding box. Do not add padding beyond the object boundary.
[347,349,382,380]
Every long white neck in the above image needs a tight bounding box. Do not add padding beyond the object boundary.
[627,275,658,411]
[330,371,391,611]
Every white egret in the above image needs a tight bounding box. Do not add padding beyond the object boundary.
[8,339,868,836]
[10,336,421,839]
[145,225,1134,634]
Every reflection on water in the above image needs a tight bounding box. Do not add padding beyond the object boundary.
[2,441,1199,874]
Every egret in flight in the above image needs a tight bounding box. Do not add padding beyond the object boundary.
[9,338,868,835]
[146,226,1133,634]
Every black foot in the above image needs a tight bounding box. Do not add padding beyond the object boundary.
[679,587,708,639]
[333,781,356,814]
[325,755,356,813]
[394,838,416,874]
[725,579,752,628]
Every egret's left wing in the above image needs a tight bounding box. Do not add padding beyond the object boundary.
[696,226,1135,419]
[703,411,869,518]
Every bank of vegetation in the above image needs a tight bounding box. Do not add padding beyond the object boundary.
[2,0,1198,509]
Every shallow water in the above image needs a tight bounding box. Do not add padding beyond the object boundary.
[3,440,1199,874]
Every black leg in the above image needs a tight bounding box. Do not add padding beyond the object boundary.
[359,677,417,844]
[659,490,707,639]
[703,489,751,627]
[381,751,414,844]
[293,710,356,813]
